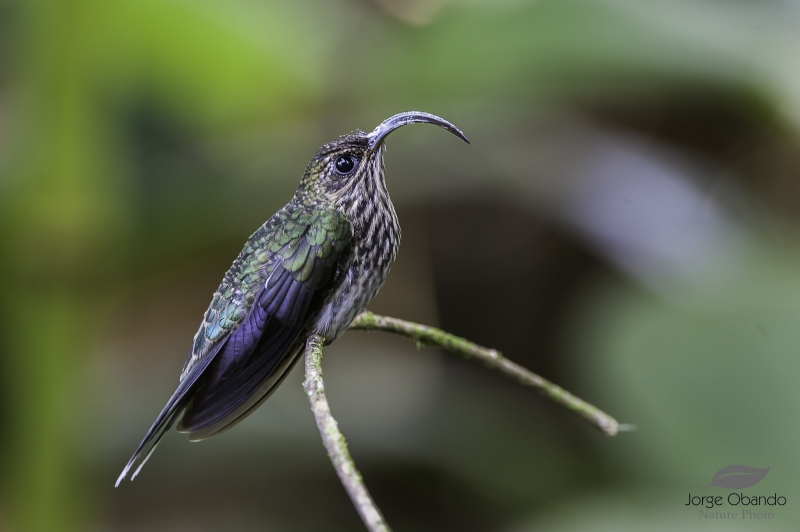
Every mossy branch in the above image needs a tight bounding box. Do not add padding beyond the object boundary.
[348,311,629,436]
[305,314,630,532]
[303,334,391,532]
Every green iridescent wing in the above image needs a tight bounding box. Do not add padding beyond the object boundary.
[181,205,352,379]
[117,204,352,484]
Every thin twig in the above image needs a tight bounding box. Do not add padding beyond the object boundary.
[348,311,627,436]
[303,334,392,532]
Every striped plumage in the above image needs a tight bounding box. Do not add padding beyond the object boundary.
[116,112,468,486]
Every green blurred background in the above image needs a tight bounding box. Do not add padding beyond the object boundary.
[2,0,800,530]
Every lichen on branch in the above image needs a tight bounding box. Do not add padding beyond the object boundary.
[303,334,391,532]
[348,311,626,436]
[305,312,630,532]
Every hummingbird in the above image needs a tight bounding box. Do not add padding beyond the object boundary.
[116,112,469,486]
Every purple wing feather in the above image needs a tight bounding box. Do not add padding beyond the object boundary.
[116,207,352,485]
[177,266,321,435]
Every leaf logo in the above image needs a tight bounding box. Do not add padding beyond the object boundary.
[703,465,770,492]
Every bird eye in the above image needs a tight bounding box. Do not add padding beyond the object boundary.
[334,155,357,175]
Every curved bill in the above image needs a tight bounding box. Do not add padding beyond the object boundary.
[367,111,470,153]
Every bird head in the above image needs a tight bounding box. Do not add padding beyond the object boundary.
[296,111,469,205]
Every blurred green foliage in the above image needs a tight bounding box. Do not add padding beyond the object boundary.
[3,0,800,531]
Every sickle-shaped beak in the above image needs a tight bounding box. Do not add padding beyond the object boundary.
[367,111,470,153]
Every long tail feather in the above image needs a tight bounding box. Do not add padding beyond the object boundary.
[115,343,224,486]
[115,394,188,487]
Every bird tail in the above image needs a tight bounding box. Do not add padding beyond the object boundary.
[115,392,189,487]
[116,348,221,487]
